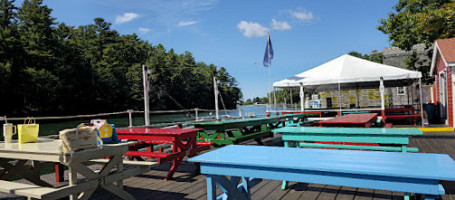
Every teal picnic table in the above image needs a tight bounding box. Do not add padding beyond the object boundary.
[194,115,288,145]
[273,126,423,153]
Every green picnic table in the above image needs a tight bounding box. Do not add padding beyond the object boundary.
[194,115,288,145]
[283,114,307,126]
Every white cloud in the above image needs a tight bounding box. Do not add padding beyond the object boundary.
[271,19,291,30]
[178,20,198,27]
[115,12,139,24]
[237,21,269,38]
[291,11,314,22]
[138,27,150,33]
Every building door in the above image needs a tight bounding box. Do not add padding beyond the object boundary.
[439,71,447,122]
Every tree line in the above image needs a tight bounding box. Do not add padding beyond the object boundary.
[0,0,242,116]
[241,89,300,105]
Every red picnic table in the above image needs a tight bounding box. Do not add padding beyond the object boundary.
[116,128,212,180]
[318,113,378,128]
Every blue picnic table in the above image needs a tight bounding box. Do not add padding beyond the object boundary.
[189,145,455,200]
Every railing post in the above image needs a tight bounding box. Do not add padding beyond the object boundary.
[195,108,199,121]
[127,109,133,127]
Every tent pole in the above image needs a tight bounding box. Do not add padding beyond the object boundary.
[338,83,341,116]
[380,77,385,124]
[419,78,424,127]
[356,83,360,108]
[290,87,293,107]
[300,84,304,112]
[274,87,277,113]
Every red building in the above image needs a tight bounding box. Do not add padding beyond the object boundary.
[430,38,455,127]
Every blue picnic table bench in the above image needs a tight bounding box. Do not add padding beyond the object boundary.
[189,145,455,200]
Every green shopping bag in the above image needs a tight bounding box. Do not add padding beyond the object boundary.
[17,117,39,144]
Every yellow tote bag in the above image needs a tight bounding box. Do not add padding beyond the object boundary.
[17,117,39,144]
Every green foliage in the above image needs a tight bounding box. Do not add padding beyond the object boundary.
[348,50,383,63]
[0,0,242,116]
[244,89,299,105]
[377,0,454,85]
[378,0,454,50]
[404,51,434,84]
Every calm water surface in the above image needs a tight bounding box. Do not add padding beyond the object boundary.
[1,106,294,139]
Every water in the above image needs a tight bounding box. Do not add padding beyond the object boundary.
[1,106,290,140]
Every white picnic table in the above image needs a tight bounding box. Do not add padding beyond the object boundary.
[0,138,150,200]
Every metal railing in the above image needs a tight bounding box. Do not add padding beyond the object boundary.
[0,108,260,128]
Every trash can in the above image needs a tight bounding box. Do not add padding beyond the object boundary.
[425,103,436,123]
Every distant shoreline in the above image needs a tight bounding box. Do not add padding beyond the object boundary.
[239,104,267,107]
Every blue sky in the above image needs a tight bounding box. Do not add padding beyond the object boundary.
[16,0,397,100]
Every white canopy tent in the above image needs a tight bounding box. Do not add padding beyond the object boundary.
[273,54,423,125]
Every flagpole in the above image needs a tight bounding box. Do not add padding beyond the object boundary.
[268,64,272,112]
[264,32,273,115]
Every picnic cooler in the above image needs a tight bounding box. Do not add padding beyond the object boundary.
[17,117,39,144]
[90,119,120,144]
[59,123,103,153]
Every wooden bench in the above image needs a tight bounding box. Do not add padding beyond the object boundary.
[386,114,421,125]
[0,180,60,199]
[189,145,455,200]
[89,159,158,166]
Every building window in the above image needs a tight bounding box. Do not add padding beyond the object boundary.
[397,87,406,95]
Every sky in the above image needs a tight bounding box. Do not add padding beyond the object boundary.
[15,0,397,100]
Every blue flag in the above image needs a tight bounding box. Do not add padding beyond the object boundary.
[263,33,274,67]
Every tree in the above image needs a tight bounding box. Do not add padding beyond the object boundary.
[378,0,454,50]
[404,51,433,84]
[0,0,23,115]
[0,1,243,116]
[377,0,454,84]
[415,2,455,41]
[348,50,383,63]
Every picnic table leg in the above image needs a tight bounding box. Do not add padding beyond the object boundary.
[166,157,182,180]
[165,142,183,180]
[404,192,410,200]
[55,163,64,182]
[206,175,217,200]
[282,140,290,190]
[0,160,52,187]
[422,195,436,200]
[401,145,408,153]
[210,175,250,200]
[68,167,78,200]
[117,159,124,189]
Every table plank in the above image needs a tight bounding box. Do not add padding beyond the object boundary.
[116,128,202,135]
[319,114,377,126]
[272,127,423,136]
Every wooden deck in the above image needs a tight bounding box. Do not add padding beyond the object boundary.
[2,130,455,200]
